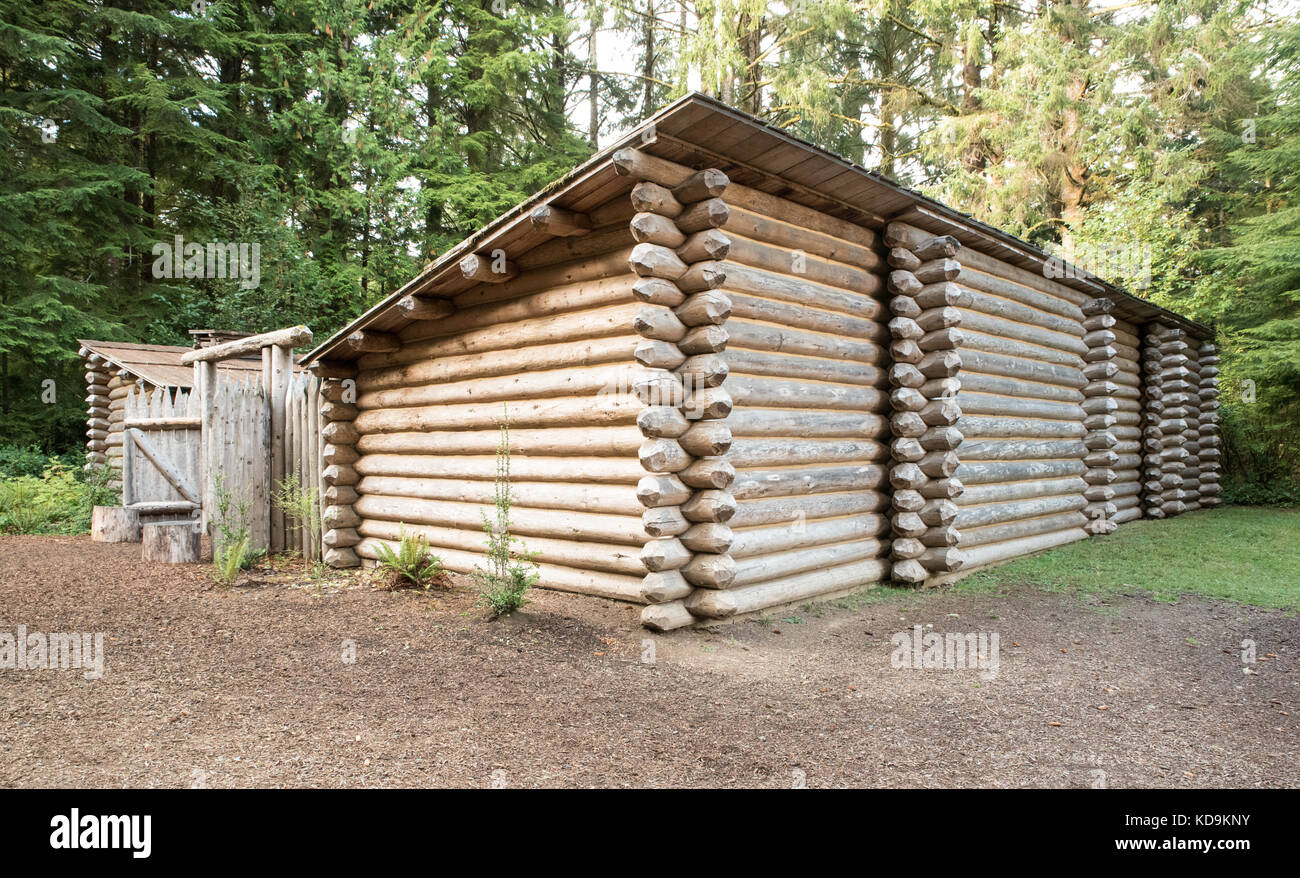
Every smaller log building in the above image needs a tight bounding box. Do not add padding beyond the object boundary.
[78,334,263,489]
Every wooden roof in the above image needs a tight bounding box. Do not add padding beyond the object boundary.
[79,339,264,388]
[303,93,1211,364]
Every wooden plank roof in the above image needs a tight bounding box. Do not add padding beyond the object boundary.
[303,93,1211,364]
[78,339,265,388]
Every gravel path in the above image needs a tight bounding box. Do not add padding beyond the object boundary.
[2,534,1295,788]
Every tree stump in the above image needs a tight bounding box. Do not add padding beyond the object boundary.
[142,522,201,564]
[91,506,141,543]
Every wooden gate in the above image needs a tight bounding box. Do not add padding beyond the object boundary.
[203,373,271,550]
[122,386,202,523]
[109,326,323,560]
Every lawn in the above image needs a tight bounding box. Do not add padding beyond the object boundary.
[959,507,1300,610]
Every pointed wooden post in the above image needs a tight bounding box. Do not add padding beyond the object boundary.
[269,344,291,552]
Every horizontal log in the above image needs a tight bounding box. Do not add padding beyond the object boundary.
[681,522,734,553]
[957,326,1084,368]
[728,438,888,468]
[460,252,518,283]
[732,540,884,588]
[729,492,886,528]
[955,458,1088,485]
[631,181,683,218]
[530,203,592,237]
[366,302,643,369]
[719,262,884,321]
[641,538,691,573]
[727,320,882,364]
[722,205,879,270]
[956,247,1090,312]
[357,453,642,484]
[679,456,736,489]
[639,438,691,473]
[356,475,639,516]
[727,291,886,342]
[640,505,687,537]
[729,515,887,559]
[958,348,1085,388]
[957,391,1085,421]
[630,212,686,248]
[356,494,644,545]
[182,325,311,363]
[725,232,883,296]
[954,494,1087,529]
[685,558,886,619]
[959,510,1089,547]
[726,375,885,412]
[354,394,639,434]
[726,410,886,441]
[723,349,882,386]
[356,426,641,458]
[641,600,695,630]
[955,416,1084,439]
[358,537,643,602]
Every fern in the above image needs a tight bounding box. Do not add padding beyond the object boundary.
[374,525,445,589]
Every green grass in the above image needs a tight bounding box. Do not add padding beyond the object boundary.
[957,507,1299,610]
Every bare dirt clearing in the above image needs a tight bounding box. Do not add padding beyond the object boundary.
[1,534,1295,788]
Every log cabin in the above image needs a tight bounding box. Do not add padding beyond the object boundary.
[300,93,1219,631]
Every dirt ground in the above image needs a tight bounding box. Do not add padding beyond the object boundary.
[1,534,1295,788]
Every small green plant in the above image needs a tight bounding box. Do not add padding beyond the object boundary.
[273,473,322,555]
[474,413,539,618]
[211,474,260,583]
[374,525,445,589]
[214,533,251,584]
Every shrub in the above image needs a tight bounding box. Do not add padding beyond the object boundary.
[272,474,321,555]
[473,415,538,618]
[374,526,445,589]
[0,444,54,479]
[0,461,117,534]
[211,475,262,581]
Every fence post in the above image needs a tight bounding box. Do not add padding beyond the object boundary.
[196,360,217,533]
[269,344,291,552]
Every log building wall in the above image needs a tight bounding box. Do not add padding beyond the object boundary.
[923,227,1096,571]
[1110,316,1144,524]
[346,191,653,603]
[80,349,150,493]
[312,150,1221,630]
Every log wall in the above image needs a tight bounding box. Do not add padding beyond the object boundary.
[346,189,651,604]
[884,222,965,581]
[79,347,148,493]
[934,231,1094,568]
[1142,322,1191,517]
[1109,315,1144,524]
[609,147,892,627]
[1197,342,1223,507]
[701,172,892,620]
[312,151,1223,629]
[1081,297,1120,535]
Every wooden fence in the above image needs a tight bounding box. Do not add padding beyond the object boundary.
[100,326,327,561]
[280,372,324,561]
